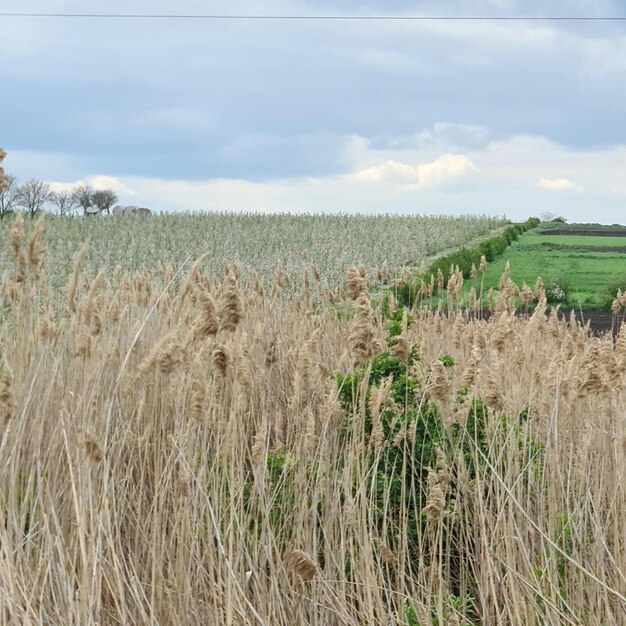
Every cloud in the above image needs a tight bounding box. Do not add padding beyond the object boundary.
[538,177,585,192]
[49,176,138,197]
[354,48,429,74]
[349,154,479,186]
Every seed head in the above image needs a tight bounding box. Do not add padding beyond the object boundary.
[283,549,319,581]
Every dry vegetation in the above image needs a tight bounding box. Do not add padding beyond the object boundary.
[0,215,625,625]
[0,212,506,293]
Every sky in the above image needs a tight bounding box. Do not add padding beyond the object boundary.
[2,0,626,221]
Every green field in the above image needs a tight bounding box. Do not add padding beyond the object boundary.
[463,223,626,308]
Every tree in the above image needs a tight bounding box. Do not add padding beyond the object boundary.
[540,211,557,222]
[15,179,54,216]
[91,189,118,214]
[50,190,78,216]
[0,174,18,218]
[71,185,94,215]
[0,148,14,218]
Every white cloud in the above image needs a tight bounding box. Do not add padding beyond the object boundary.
[89,175,138,196]
[27,127,626,223]
[538,177,585,192]
[49,176,138,197]
[349,154,479,186]
[580,36,626,75]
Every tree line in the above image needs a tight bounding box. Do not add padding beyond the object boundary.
[0,175,119,218]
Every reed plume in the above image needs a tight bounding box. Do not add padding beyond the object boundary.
[348,293,381,365]
[219,276,241,332]
[66,241,89,313]
[0,362,16,426]
[283,549,319,581]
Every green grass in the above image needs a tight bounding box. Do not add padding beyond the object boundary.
[462,224,626,309]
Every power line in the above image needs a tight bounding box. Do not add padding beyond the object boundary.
[0,13,626,21]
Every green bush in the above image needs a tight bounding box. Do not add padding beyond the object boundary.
[544,275,570,304]
[442,218,537,279]
[599,274,626,309]
[334,311,545,608]
[394,216,540,307]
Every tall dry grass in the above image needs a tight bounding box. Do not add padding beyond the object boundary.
[0,216,624,625]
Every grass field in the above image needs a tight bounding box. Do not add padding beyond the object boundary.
[462,222,626,308]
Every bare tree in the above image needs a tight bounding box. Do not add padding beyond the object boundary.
[15,179,54,217]
[50,190,78,216]
[71,185,94,215]
[0,174,18,218]
[91,189,118,215]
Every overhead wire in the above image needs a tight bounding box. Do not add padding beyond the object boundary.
[0,13,625,21]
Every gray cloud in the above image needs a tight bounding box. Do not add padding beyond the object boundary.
[2,0,626,221]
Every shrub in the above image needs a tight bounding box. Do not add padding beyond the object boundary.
[599,274,626,309]
[544,275,570,304]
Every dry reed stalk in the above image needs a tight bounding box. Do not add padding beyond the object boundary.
[195,287,218,337]
[283,549,319,581]
[345,264,368,300]
[250,270,264,297]
[219,276,241,332]
[468,286,478,312]
[0,149,8,194]
[426,360,451,404]
[66,241,89,313]
[1,218,626,625]
[9,214,27,283]
[481,368,504,412]
[520,283,534,306]
[212,344,229,376]
[81,271,105,329]
[83,432,104,464]
[27,213,46,273]
[179,253,209,304]
[348,293,381,365]
[377,261,391,283]
[422,475,446,522]
[0,362,16,426]
[374,538,396,566]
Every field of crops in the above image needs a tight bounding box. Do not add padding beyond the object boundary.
[1,215,625,625]
[0,212,507,292]
[464,222,626,309]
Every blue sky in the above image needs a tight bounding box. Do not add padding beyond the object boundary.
[2,0,626,221]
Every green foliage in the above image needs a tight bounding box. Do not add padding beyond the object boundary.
[335,319,496,562]
[439,354,455,368]
[385,305,413,341]
[264,451,295,535]
[544,275,571,304]
[463,222,626,309]
[395,217,540,306]
[334,311,548,610]
[599,273,626,308]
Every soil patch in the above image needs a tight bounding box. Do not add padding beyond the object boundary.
[542,228,626,237]
[471,309,621,336]
[525,244,626,253]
